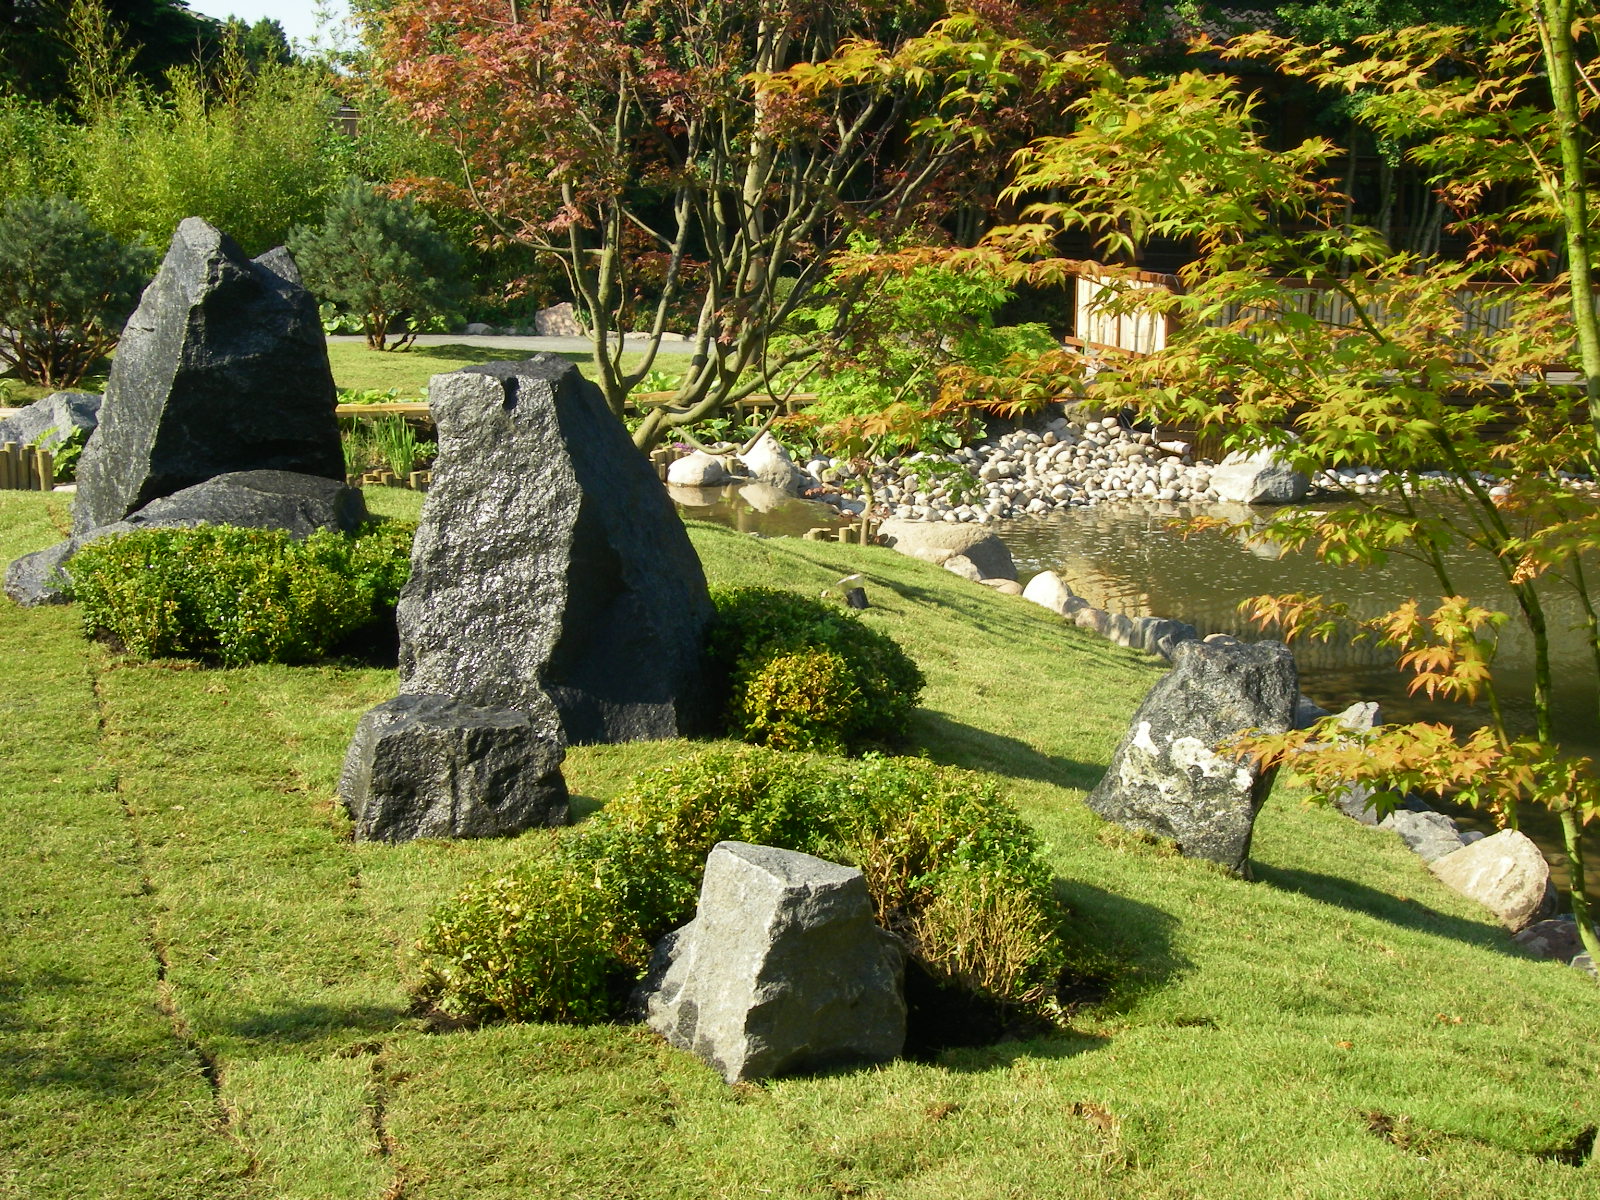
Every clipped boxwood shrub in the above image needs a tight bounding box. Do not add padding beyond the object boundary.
[707,585,925,753]
[66,521,414,665]
[412,745,1068,1027]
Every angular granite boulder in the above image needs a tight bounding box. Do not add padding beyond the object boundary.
[637,841,906,1083]
[72,219,341,535]
[397,355,716,744]
[339,693,568,842]
[1086,638,1298,873]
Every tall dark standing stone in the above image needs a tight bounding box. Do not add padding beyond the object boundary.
[1086,638,1298,873]
[396,355,716,744]
[72,219,342,535]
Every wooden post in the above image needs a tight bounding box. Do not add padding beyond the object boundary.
[1,441,18,489]
[34,447,52,490]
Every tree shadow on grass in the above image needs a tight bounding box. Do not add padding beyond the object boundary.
[1253,863,1519,954]
[220,1001,413,1046]
[910,709,1105,793]
[410,344,587,367]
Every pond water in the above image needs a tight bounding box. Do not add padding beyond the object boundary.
[674,484,1598,902]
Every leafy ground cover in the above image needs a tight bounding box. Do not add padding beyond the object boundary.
[3,487,1599,1199]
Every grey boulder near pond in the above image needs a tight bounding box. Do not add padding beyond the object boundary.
[1087,638,1298,873]
[339,694,568,842]
[638,842,906,1083]
[0,391,101,450]
[397,355,716,744]
[73,218,342,536]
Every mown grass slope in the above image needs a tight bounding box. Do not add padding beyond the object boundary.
[3,487,1598,1200]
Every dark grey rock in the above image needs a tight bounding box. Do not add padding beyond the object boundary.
[1512,916,1599,965]
[1379,808,1467,862]
[637,841,905,1083]
[0,391,101,450]
[72,218,341,535]
[1330,785,1429,826]
[1086,639,1298,872]
[116,470,367,537]
[397,355,715,744]
[1293,694,1331,729]
[338,693,568,842]
[3,540,77,606]
[5,471,366,608]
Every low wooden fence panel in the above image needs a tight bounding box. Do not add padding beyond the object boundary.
[0,441,53,490]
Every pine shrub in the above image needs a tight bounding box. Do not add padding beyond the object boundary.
[0,195,150,387]
[290,180,467,351]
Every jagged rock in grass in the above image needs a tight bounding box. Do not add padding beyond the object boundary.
[3,541,77,606]
[1379,808,1468,862]
[1428,829,1552,931]
[5,470,366,608]
[877,517,1017,581]
[667,451,733,487]
[1022,569,1088,616]
[398,355,715,744]
[339,693,568,842]
[72,220,341,535]
[1086,639,1298,873]
[1207,447,1309,507]
[637,841,905,1083]
[0,391,101,450]
[737,432,810,495]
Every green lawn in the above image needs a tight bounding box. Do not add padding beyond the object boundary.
[327,343,664,400]
[4,487,1599,1199]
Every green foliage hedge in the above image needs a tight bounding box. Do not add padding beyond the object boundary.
[66,521,415,665]
[412,746,1069,1026]
[707,585,925,753]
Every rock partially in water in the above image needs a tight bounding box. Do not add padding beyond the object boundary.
[1087,638,1298,873]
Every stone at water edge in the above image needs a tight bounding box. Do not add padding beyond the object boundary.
[667,451,733,487]
[1207,447,1309,507]
[1379,808,1467,862]
[878,517,1017,581]
[339,693,568,842]
[398,355,716,744]
[636,841,905,1083]
[1086,638,1298,873]
[72,219,342,536]
[1021,570,1088,617]
[1428,829,1552,931]
[737,431,810,495]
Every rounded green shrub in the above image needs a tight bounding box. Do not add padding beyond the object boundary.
[707,585,925,753]
[412,839,645,1024]
[411,746,1068,1027]
[65,521,415,665]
